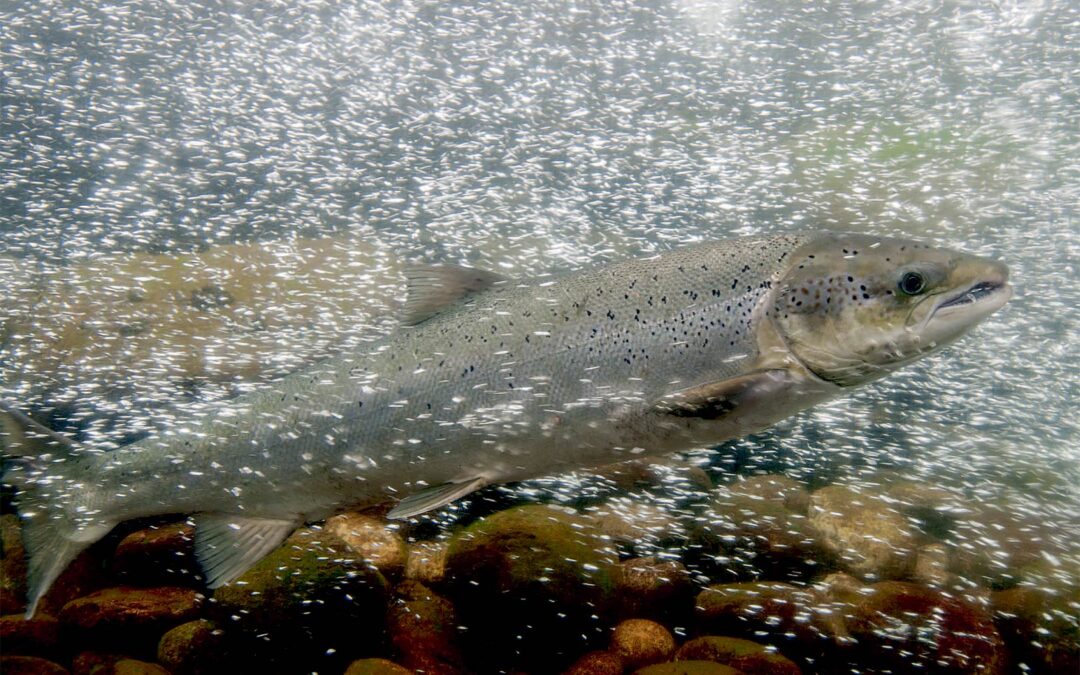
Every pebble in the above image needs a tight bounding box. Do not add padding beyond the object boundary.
[729,475,810,515]
[156,619,224,675]
[562,650,625,675]
[325,512,409,581]
[0,655,70,675]
[807,485,917,581]
[992,586,1079,674]
[111,522,198,587]
[404,539,449,585]
[633,661,744,675]
[611,557,695,623]
[674,636,801,675]
[388,581,467,674]
[441,505,618,671]
[60,586,203,656]
[343,658,414,675]
[609,618,677,670]
[844,581,1006,674]
[0,613,61,656]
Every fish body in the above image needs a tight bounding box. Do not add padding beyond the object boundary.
[1,232,1011,615]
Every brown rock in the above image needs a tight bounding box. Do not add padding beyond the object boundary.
[440,505,618,671]
[947,503,1058,589]
[61,586,203,633]
[343,659,414,675]
[695,582,846,662]
[816,573,870,606]
[0,613,61,656]
[992,586,1079,674]
[156,619,224,675]
[674,636,801,675]
[912,543,951,587]
[633,662,743,675]
[71,653,170,675]
[325,513,409,581]
[609,618,676,670]
[729,475,811,515]
[1,514,28,616]
[807,485,917,581]
[699,488,832,581]
[846,581,1006,674]
[404,539,448,585]
[0,655,70,675]
[562,650,625,675]
[388,581,466,675]
[36,548,111,619]
[588,499,687,552]
[612,557,695,623]
[211,527,389,670]
[112,522,198,587]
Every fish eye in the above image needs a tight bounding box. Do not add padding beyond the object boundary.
[898,271,927,295]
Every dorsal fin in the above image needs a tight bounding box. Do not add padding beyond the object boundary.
[402,264,505,325]
[0,399,78,458]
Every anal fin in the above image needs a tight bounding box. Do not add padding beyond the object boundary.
[387,477,486,519]
[193,514,299,588]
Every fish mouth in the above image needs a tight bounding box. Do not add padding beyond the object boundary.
[933,279,1012,317]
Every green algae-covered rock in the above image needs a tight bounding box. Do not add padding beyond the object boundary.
[210,527,390,671]
[807,486,917,581]
[441,505,618,672]
[156,619,225,675]
[674,636,801,675]
[343,658,414,675]
[1,655,70,675]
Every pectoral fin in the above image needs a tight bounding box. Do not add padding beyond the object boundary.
[387,477,486,519]
[193,514,300,588]
[659,369,798,420]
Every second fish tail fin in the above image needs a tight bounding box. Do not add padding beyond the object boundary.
[1,400,116,617]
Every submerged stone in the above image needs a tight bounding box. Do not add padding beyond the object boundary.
[611,557,695,624]
[325,512,409,581]
[0,655,70,675]
[440,504,618,672]
[807,485,917,581]
[156,619,225,675]
[0,613,61,657]
[60,586,203,656]
[844,581,1006,674]
[633,661,744,675]
[562,650,625,675]
[387,581,467,675]
[609,618,677,671]
[112,522,198,588]
[674,636,802,675]
[210,527,390,670]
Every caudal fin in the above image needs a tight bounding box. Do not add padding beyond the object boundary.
[1,400,115,617]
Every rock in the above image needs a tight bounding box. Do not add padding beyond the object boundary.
[694,582,845,664]
[325,513,409,581]
[587,499,687,554]
[440,505,618,672]
[845,581,1006,674]
[947,503,1058,589]
[674,636,801,675]
[633,661,744,675]
[609,619,677,670]
[343,659,414,675]
[611,557,695,623]
[60,586,203,655]
[729,475,810,515]
[112,522,199,587]
[816,573,870,606]
[157,619,225,675]
[562,650,625,675]
[387,581,466,675]
[37,548,111,619]
[404,539,448,585]
[0,655,70,675]
[807,485,917,581]
[912,543,951,587]
[992,586,1079,674]
[0,613,61,656]
[696,488,833,582]
[1,514,28,615]
[71,653,170,675]
[210,527,389,671]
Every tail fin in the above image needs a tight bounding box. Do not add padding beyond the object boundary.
[1,400,114,617]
